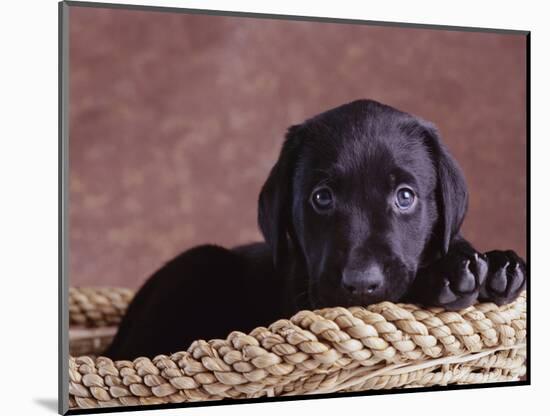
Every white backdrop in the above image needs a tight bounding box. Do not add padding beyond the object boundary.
[0,0,546,415]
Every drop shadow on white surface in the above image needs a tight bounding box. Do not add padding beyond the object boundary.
[34,398,58,413]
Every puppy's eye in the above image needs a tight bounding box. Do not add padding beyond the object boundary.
[395,187,416,210]
[311,187,334,212]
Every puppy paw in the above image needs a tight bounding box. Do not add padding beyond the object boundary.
[431,250,488,310]
[479,250,526,305]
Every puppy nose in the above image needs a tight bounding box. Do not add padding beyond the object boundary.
[342,264,384,295]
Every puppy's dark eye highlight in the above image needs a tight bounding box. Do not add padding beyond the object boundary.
[395,187,415,210]
[311,187,334,212]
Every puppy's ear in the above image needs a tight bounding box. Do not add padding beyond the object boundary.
[423,123,468,255]
[258,125,303,267]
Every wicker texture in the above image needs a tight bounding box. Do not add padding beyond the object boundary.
[68,288,526,409]
[70,287,133,328]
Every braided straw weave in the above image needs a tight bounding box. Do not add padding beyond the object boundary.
[70,287,134,328]
[68,287,527,410]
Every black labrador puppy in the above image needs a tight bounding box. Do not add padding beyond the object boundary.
[105,99,526,360]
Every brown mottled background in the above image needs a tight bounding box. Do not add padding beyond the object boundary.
[69,6,527,289]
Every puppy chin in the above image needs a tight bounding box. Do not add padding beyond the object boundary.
[345,291,391,307]
[310,273,414,308]
[311,287,387,308]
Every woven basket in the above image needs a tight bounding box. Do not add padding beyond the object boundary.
[68,287,527,410]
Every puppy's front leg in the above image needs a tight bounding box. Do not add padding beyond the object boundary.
[410,237,527,310]
[409,236,488,310]
[479,250,527,305]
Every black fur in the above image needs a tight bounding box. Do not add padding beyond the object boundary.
[105,99,526,360]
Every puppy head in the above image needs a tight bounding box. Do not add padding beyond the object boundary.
[259,99,467,307]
